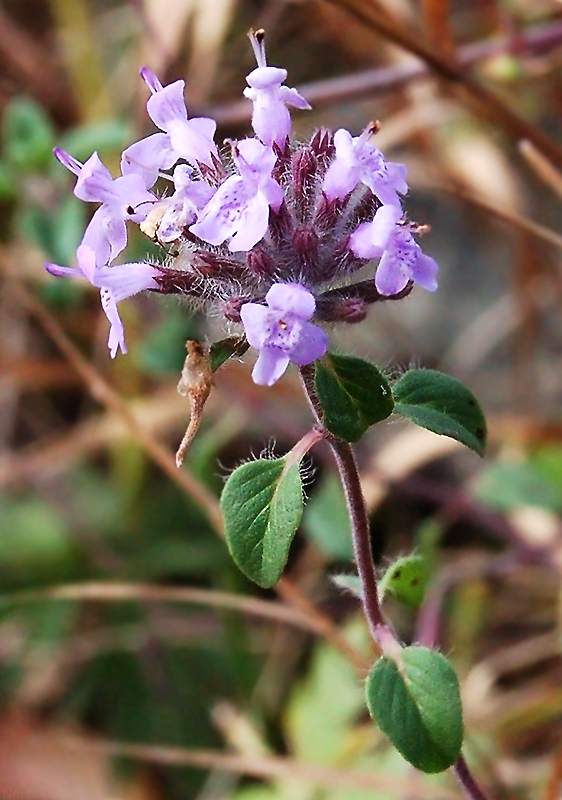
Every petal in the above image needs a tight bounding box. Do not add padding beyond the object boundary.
[278,85,311,110]
[189,176,247,245]
[81,207,127,265]
[76,244,97,283]
[240,303,271,349]
[228,194,269,251]
[45,262,84,279]
[140,66,163,94]
[251,347,290,386]
[121,133,178,188]
[146,80,188,130]
[246,66,287,90]
[412,253,439,291]
[323,159,359,201]
[375,250,410,295]
[74,152,115,203]
[94,262,159,302]
[265,283,316,319]
[168,119,217,167]
[288,322,328,365]
[99,287,127,357]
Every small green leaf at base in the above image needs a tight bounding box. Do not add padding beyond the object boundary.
[209,336,249,372]
[392,369,487,456]
[366,645,463,773]
[315,353,394,442]
[221,457,303,588]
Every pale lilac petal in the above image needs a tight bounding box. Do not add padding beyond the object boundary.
[94,262,159,301]
[349,205,401,259]
[121,133,178,187]
[323,159,359,201]
[82,207,127,265]
[288,322,328,365]
[375,250,410,295]
[100,287,127,357]
[259,177,284,212]
[240,303,270,349]
[76,244,96,282]
[412,253,439,292]
[189,117,217,141]
[252,347,290,386]
[245,66,288,90]
[278,85,311,110]
[190,176,248,245]
[74,152,114,203]
[228,194,269,251]
[147,80,188,129]
[266,283,315,319]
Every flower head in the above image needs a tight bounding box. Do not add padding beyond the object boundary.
[241,283,328,385]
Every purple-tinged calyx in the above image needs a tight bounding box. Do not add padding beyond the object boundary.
[350,204,438,295]
[240,282,328,386]
[323,125,408,208]
[45,245,160,357]
[190,138,284,252]
[244,29,310,148]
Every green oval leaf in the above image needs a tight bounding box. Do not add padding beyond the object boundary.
[366,645,463,773]
[221,457,303,588]
[315,353,394,442]
[392,369,487,456]
[379,554,430,609]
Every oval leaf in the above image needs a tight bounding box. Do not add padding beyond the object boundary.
[221,457,303,588]
[379,554,430,609]
[366,645,463,773]
[392,369,487,456]
[315,353,394,442]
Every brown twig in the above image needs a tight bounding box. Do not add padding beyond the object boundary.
[322,0,562,171]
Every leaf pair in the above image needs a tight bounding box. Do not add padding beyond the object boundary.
[315,353,487,456]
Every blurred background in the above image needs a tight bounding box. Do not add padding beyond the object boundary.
[1,0,562,797]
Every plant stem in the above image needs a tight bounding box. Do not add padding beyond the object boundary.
[453,755,492,800]
[299,366,393,646]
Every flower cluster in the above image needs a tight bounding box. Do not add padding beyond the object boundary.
[46,29,438,384]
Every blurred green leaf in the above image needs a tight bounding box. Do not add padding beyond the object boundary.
[59,119,133,164]
[472,460,562,512]
[379,554,430,609]
[3,97,55,172]
[302,473,353,560]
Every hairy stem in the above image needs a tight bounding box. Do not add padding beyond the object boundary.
[453,755,492,800]
[299,365,393,645]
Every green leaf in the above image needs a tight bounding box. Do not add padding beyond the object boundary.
[302,474,353,560]
[379,554,430,609]
[209,336,249,372]
[472,461,562,512]
[3,98,54,172]
[392,369,487,456]
[366,646,463,773]
[221,457,303,588]
[331,574,362,599]
[315,353,394,442]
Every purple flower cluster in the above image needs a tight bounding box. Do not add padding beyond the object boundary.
[46,29,438,384]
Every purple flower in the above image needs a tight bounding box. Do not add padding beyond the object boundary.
[55,148,156,263]
[350,205,438,295]
[240,283,328,385]
[190,138,284,251]
[121,67,218,186]
[244,30,310,148]
[323,126,408,207]
[45,245,160,357]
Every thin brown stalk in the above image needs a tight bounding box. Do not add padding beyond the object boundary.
[5,581,317,632]
[66,737,457,798]
[422,0,453,53]
[323,0,562,172]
